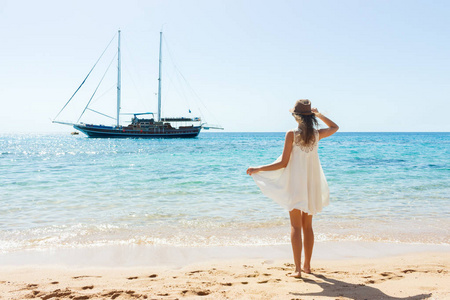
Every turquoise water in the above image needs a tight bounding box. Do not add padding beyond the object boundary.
[0,132,449,253]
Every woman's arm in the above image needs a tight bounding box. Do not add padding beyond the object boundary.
[312,108,339,140]
[247,131,294,175]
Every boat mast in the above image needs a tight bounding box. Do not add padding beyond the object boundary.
[157,31,162,122]
[117,29,121,127]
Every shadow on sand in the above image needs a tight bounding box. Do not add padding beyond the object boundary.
[289,273,432,300]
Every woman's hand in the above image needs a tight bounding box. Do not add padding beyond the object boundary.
[312,107,321,116]
[313,107,339,139]
[246,167,260,175]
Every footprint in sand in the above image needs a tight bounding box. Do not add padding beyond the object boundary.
[196,290,210,296]
[102,290,123,299]
[284,263,295,267]
[82,285,94,290]
[103,290,122,296]
[221,282,233,286]
[257,280,269,284]
[50,281,59,285]
[401,269,416,274]
[73,296,90,300]
[73,275,101,279]
[182,290,211,296]
[148,274,158,278]
[40,289,72,300]
[245,271,260,278]
[365,272,404,284]
[29,290,41,297]
[188,270,205,275]
[127,276,138,280]
[111,294,121,300]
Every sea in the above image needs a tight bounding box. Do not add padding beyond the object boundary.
[1,132,449,256]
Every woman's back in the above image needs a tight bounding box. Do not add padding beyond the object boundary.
[293,128,319,154]
[251,127,329,214]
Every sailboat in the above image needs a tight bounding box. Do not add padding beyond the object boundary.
[53,30,220,138]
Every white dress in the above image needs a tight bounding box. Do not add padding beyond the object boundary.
[251,128,329,215]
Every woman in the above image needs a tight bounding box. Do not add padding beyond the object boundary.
[247,99,339,278]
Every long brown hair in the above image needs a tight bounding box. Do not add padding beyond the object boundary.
[293,114,319,146]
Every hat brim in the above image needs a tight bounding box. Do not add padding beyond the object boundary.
[289,108,314,115]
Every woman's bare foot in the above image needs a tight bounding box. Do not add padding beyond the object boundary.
[287,271,302,278]
[303,264,311,274]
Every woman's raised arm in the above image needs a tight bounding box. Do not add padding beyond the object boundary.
[312,108,339,140]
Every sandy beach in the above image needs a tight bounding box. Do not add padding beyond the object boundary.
[1,250,448,299]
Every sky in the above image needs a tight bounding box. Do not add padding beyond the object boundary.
[0,0,449,133]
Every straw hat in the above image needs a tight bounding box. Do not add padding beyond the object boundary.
[289,99,313,115]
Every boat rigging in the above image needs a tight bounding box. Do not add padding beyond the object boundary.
[53,30,222,138]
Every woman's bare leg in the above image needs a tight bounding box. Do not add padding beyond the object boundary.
[289,209,303,277]
[301,211,314,273]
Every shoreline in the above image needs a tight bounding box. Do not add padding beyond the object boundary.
[1,241,448,268]
[1,251,448,299]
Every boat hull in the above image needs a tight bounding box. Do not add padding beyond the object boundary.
[73,124,201,138]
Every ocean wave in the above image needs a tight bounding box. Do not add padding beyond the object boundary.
[1,222,448,253]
